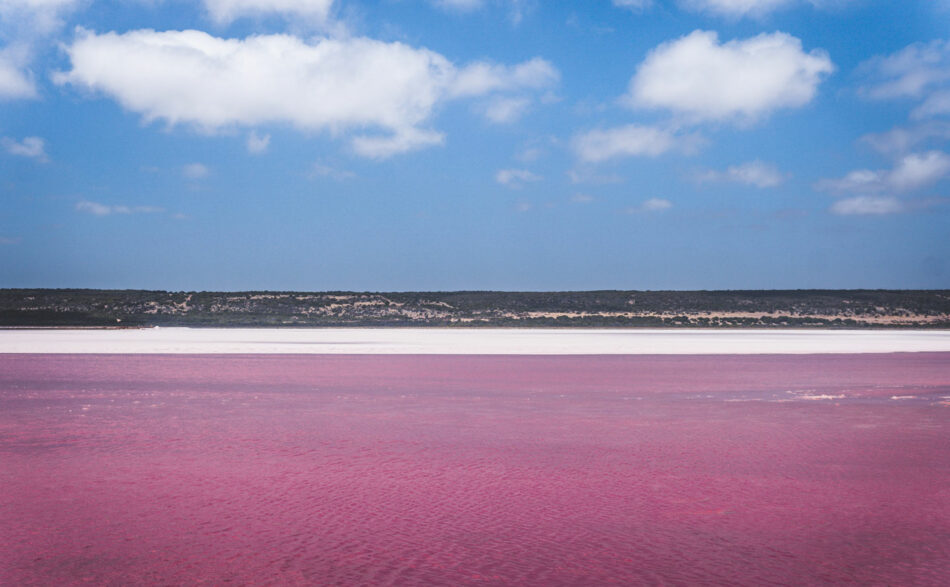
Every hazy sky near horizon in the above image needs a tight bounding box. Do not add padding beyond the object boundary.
[2,0,949,290]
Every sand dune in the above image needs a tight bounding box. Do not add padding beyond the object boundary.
[1,327,949,354]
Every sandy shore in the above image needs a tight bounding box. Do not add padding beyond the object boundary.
[1,327,950,354]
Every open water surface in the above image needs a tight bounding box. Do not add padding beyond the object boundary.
[1,353,949,585]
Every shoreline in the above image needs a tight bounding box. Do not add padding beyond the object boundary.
[2,327,950,355]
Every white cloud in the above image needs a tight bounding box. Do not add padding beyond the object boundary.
[310,161,355,180]
[55,29,557,158]
[432,0,483,11]
[697,160,785,187]
[818,151,950,218]
[572,124,699,163]
[203,0,334,24]
[350,128,444,159]
[815,151,950,201]
[613,0,652,10]
[816,151,950,194]
[626,197,672,213]
[516,145,543,163]
[1,136,47,160]
[567,168,623,185]
[626,30,833,124]
[0,0,83,36]
[507,0,530,25]
[183,162,210,179]
[818,169,880,193]
[915,90,950,119]
[860,122,950,156]
[0,236,22,245]
[679,0,795,17]
[830,196,903,216]
[571,193,594,203]
[616,0,849,18]
[495,168,541,187]
[888,151,950,192]
[859,40,950,101]
[431,0,531,23]
[679,0,852,18]
[76,201,165,216]
[246,130,270,154]
[450,57,559,97]
[55,30,450,142]
[858,39,950,120]
[0,50,36,99]
[0,0,83,99]
[482,96,530,123]
[456,59,557,124]
[642,197,672,211]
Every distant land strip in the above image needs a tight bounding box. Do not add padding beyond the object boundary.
[2,289,949,328]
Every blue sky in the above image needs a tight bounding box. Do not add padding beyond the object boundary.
[1,0,949,290]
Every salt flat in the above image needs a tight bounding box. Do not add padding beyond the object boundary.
[1,327,949,354]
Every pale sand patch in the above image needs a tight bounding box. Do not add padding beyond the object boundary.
[1,328,950,354]
[518,311,950,325]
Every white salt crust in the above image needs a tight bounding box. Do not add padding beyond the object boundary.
[2,328,950,354]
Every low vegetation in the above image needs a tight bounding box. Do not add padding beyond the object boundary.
[2,289,949,328]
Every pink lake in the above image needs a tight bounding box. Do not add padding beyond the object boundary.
[1,353,949,585]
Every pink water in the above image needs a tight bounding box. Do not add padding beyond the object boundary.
[1,353,949,585]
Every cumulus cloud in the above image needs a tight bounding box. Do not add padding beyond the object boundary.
[450,57,558,97]
[615,0,845,17]
[0,50,36,99]
[0,0,82,36]
[819,151,950,217]
[914,90,950,119]
[886,151,950,191]
[830,196,903,216]
[55,29,557,158]
[495,168,541,187]
[0,0,84,100]
[183,162,210,179]
[858,39,950,120]
[458,59,557,123]
[482,96,531,123]
[1,136,47,160]
[697,160,785,187]
[516,145,543,162]
[55,30,451,139]
[572,124,700,163]
[567,168,624,185]
[679,0,795,17]
[309,161,355,180]
[203,0,334,24]
[246,130,270,154]
[859,40,950,101]
[625,30,833,124]
[76,201,165,216]
[642,197,672,211]
[431,0,532,23]
[860,122,950,156]
[350,128,444,159]
[626,197,672,213]
[613,0,653,10]
[432,0,483,11]
[816,151,950,195]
